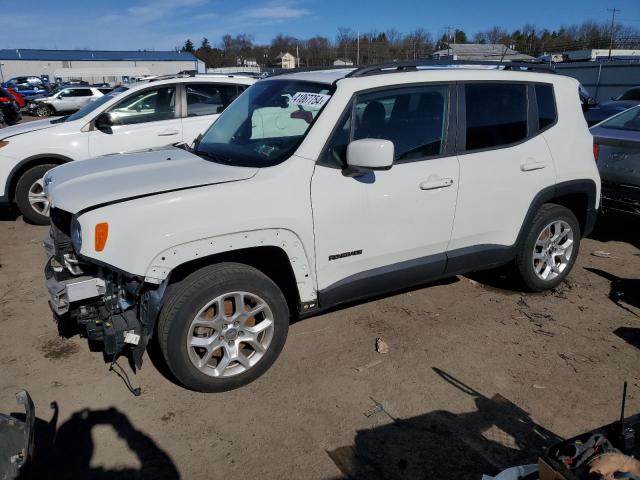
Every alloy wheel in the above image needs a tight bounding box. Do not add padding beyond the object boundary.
[186,291,274,378]
[28,178,50,217]
[532,220,574,281]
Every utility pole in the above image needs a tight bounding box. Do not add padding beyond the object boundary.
[607,8,620,60]
[443,26,453,58]
[357,31,360,65]
[296,43,299,68]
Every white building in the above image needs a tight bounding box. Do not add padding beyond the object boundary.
[275,52,297,69]
[333,58,354,66]
[0,49,203,85]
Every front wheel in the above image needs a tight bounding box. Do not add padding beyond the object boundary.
[515,204,581,291]
[14,164,56,225]
[158,263,289,392]
[34,104,53,117]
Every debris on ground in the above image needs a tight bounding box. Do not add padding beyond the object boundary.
[591,250,613,258]
[532,384,545,389]
[354,359,383,372]
[375,337,389,354]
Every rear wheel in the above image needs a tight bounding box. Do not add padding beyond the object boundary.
[14,164,56,225]
[158,263,289,392]
[515,204,581,291]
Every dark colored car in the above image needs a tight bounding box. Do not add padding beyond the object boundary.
[0,87,21,126]
[591,105,640,217]
[582,86,640,127]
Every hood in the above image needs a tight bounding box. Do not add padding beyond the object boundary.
[47,147,259,213]
[0,117,66,139]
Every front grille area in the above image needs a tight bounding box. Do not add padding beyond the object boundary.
[50,207,72,236]
[49,208,73,263]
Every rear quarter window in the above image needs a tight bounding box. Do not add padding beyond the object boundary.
[535,84,557,131]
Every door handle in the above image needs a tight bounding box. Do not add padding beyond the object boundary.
[158,129,180,136]
[419,177,454,190]
[520,159,547,171]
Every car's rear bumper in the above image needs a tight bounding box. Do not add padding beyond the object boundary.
[601,181,640,217]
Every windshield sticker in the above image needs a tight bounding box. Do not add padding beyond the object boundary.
[291,92,330,109]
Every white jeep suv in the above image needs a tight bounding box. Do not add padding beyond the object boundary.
[43,63,600,392]
[0,75,255,224]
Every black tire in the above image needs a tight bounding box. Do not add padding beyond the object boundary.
[14,164,56,225]
[515,203,581,291]
[158,263,290,392]
[34,104,53,117]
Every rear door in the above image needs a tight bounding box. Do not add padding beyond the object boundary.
[447,82,556,261]
[181,82,245,144]
[87,84,183,156]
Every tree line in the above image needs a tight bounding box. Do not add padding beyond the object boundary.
[180,21,640,68]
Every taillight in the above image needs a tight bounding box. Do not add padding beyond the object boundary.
[0,96,10,102]
[593,143,599,162]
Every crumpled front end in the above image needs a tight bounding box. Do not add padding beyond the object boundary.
[44,207,162,367]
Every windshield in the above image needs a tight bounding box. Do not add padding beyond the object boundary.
[65,91,120,122]
[196,80,333,167]
[601,106,640,132]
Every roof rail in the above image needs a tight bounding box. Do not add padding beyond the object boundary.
[346,60,555,77]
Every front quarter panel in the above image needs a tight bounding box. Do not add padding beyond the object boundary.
[76,156,318,302]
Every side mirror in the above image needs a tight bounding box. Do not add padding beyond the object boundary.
[345,139,394,176]
[95,112,115,130]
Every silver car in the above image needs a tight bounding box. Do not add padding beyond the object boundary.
[591,105,640,217]
[27,86,112,117]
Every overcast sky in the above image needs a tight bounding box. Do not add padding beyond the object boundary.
[0,0,638,50]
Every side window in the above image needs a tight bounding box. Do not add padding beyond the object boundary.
[108,86,176,125]
[66,89,92,97]
[353,86,448,162]
[186,83,239,117]
[98,88,113,95]
[535,84,556,131]
[320,85,449,167]
[465,83,527,151]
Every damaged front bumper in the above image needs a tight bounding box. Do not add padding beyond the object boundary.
[43,220,162,367]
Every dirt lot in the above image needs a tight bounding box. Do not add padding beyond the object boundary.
[0,209,639,479]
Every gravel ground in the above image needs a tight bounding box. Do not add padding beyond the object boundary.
[0,205,639,479]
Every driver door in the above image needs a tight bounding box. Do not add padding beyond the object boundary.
[87,84,183,157]
[311,85,459,305]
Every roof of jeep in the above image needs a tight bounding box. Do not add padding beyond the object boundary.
[265,65,561,86]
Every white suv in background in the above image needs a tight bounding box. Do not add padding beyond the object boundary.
[43,63,600,392]
[0,75,255,223]
[27,86,112,117]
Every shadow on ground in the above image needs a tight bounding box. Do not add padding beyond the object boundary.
[326,368,560,480]
[589,215,640,251]
[585,267,640,314]
[0,207,19,222]
[13,403,179,479]
[614,327,640,350]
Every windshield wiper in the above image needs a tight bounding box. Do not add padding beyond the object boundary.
[50,116,69,124]
[195,150,233,165]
